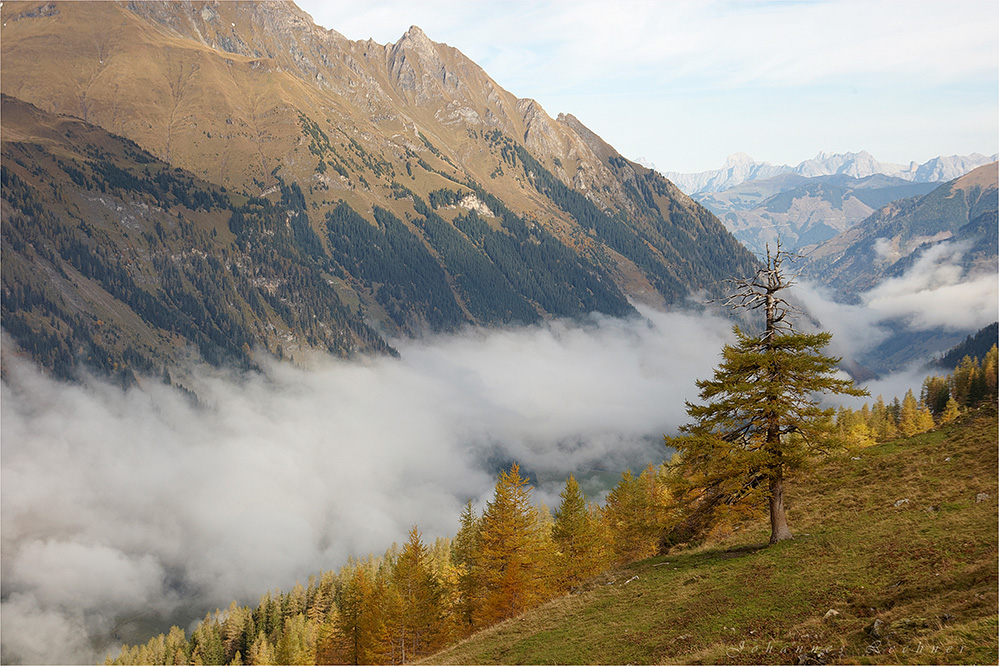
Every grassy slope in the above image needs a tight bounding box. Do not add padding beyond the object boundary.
[425,407,998,665]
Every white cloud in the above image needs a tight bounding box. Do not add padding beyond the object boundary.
[3,267,994,662]
[1,308,732,663]
[861,242,999,331]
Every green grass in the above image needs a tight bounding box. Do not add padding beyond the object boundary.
[424,407,998,665]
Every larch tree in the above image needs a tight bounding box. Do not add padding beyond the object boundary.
[392,527,446,661]
[667,243,866,544]
[450,500,483,635]
[898,389,934,436]
[328,561,392,665]
[473,464,552,626]
[870,396,898,441]
[601,466,673,564]
[551,475,609,589]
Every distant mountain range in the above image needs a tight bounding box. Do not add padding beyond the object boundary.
[698,173,942,254]
[794,163,999,375]
[666,152,997,255]
[0,1,756,381]
[664,151,998,196]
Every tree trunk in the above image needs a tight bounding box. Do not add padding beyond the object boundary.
[768,471,793,544]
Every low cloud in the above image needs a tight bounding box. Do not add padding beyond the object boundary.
[860,242,999,331]
[1,307,733,664]
[796,241,998,364]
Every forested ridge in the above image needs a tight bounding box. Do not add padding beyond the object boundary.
[107,349,998,665]
[1,95,755,383]
[1,129,390,383]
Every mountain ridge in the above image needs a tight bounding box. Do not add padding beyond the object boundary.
[665,151,998,196]
[801,162,999,295]
[701,173,941,254]
[0,1,758,379]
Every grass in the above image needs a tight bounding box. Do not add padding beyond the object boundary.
[423,406,998,665]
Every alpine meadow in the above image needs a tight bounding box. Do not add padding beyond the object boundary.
[1,1,997,665]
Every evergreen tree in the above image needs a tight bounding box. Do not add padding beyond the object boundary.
[870,396,898,441]
[602,467,672,563]
[941,396,962,423]
[474,464,553,626]
[392,527,447,660]
[329,562,392,664]
[551,475,609,589]
[951,355,979,406]
[248,630,275,665]
[898,389,922,437]
[667,244,866,544]
[451,500,482,634]
[275,613,314,664]
[921,375,951,419]
[983,345,998,397]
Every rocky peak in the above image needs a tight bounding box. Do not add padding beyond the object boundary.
[396,25,433,50]
[557,113,617,163]
[386,24,466,103]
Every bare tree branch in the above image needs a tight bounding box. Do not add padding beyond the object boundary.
[722,239,803,338]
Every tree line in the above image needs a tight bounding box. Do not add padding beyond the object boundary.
[106,463,674,666]
[835,345,998,446]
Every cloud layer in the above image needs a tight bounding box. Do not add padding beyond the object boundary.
[1,307,733,664]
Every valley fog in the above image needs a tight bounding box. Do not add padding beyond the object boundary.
[3,249,996,664]
[1,306,733,664]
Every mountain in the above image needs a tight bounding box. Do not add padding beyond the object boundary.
[699,173,940,254]
[801,162,998,295]
[1,93,397,382]
[665,151,998,196]
[0,1,757,378]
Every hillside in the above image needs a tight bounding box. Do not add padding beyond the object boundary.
[0,1,758,378]
[425,406,999,665]
[935,323,999,371]
[801,163,998,295]
[1,94,393,381]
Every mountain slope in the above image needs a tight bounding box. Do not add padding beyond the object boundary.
[1,0,758,375]
[1,94,394,382]
[801,163,998,294]
[425,407,999,665]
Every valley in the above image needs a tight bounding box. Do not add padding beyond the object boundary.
[0,2,996,665]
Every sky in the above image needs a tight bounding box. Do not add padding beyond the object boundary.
[296,0,999,173]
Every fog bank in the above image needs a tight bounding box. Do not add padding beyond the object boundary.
[1,307,733,664]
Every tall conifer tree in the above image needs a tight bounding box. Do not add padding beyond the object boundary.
[392,527,446,660]
[552,475,608,588]
[667,243,866,544]
[474,464,552,626]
